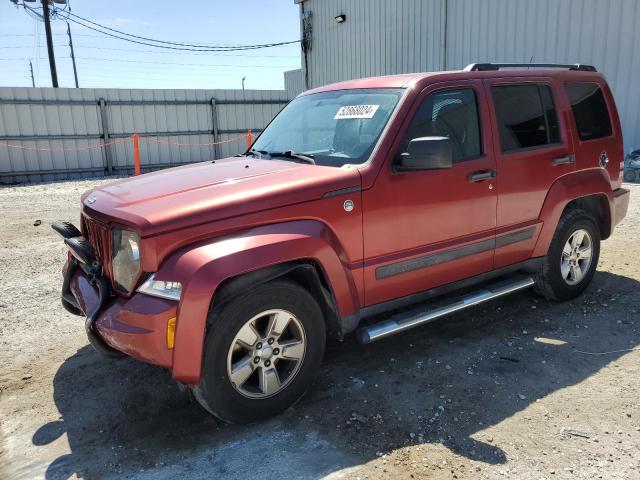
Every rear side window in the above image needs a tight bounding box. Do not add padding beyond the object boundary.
[402,88,482,162]
[564,83,612,141]
[492,84,561,152]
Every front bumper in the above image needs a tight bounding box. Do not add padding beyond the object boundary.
[62,255,176,368]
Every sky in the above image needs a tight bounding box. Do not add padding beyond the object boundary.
[0,0,302,90]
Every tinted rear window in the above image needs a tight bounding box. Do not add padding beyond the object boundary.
[492,84,561,152]
[564,83,612,141]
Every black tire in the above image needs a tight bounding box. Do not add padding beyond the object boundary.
[534,208,600,301]
[193,280,326,424]
[51,221,82,239]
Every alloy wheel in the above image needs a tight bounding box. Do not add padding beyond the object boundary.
[560,228,593,286]
[226,309,306,399]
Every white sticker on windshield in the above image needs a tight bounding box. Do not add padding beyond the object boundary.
[334,104,380,120]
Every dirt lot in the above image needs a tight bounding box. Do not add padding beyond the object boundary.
[0,179,639,480]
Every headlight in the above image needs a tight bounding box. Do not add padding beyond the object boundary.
[629,158,640,167]
[111,229,141,293]
[137,274,182,301]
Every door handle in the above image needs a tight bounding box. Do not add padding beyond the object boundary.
[552,155,574,166]
[468,170,497,182]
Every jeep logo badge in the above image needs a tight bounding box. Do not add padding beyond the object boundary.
[343,199,354,212]
[599,151,609,168]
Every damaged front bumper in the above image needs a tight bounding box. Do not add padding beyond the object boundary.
[55,222,176,368]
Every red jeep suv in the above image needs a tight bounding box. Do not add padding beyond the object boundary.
[54,63,630,423]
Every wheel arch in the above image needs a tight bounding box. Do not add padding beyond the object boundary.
[562,194,611,239]
[210,259,342,339]
[533,169,614,257]
[154,220,360,384]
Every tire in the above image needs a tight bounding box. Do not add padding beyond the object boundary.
[534,208,600,301]
[51,221,81,239]
[192,280,326,424]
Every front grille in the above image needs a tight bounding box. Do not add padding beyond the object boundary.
[81,215,112,278]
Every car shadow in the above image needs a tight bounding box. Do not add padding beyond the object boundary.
[33,271,639,479]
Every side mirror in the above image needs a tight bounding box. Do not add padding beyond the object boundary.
[394,136,453,172]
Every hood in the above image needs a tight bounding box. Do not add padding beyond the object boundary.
[82,156,361,236]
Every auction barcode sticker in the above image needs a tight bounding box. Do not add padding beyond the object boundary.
[334,104,380,119]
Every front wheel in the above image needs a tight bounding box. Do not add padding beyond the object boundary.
[534,208,600,301]
[193,280,326,423]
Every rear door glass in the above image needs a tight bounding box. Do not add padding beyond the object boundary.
[492,84,561,152]
[564,83,613,141]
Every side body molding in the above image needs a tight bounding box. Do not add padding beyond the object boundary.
[154,220,360,384]
[533,168,613,257]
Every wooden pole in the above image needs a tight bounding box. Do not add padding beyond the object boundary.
[41,0,58,88]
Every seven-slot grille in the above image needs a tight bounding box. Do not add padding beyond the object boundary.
[81,215,112,278]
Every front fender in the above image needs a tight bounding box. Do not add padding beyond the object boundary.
[532,168,613,257]
[154,220,360,384]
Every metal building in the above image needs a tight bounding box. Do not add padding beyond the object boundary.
[294,0,640,152]
[284,69,305,98]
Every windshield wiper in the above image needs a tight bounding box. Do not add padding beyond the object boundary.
[244,148,269,158]
[267,150,316,165]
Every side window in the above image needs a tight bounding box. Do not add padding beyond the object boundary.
[402,88,482,162]
[492,84,561,152]
[564,83,613,141]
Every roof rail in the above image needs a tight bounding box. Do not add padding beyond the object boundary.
[464,63,597,72]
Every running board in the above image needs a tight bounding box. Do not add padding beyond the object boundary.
[356,275,535,344]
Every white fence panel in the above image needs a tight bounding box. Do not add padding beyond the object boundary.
[0,87,289,183]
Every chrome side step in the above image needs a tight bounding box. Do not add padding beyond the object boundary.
[356,275,535,344]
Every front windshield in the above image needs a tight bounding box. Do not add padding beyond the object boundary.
[251,88,403,167]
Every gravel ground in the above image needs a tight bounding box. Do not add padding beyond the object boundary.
[0,179,639,480]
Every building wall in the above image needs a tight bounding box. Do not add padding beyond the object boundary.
[298,0,640,151]
[299,0,445,87]
[284,69,305,97]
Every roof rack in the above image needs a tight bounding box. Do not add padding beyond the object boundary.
[464,63,597,72]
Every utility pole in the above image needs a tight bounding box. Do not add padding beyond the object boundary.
[67,22,79,88]
[29,59,35,87]
[241,76,246,90]
[41,0,58,87]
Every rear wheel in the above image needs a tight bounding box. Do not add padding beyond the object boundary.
[534,209,600,301]
[193,280,325,423]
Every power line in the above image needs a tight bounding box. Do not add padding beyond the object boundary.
[71,45,299,58]
[21,4,300,53]
[64,10,299,50]
[0,56,300,71]
[75,56,299,68]
[62,15,300,52]
[0,45,68,49]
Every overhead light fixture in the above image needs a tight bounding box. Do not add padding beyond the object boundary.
[335,14,346,23]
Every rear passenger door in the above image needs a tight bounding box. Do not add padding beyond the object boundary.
[484,78,574,268]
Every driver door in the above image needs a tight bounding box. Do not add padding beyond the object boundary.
[362,80,498,306]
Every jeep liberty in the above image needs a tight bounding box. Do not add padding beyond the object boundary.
[54,63,630,423]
